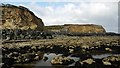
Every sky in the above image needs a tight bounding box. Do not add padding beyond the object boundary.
[1,0,120,33]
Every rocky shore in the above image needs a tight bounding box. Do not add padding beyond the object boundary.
[1,36,120,68]
[1,4,120,68]
[2,46,44,68]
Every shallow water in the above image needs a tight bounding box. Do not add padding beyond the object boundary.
[35,53,80,66]
[92,54,120,59]
[13,53,120,67]
[35,53,120,66]
[35,53,62,66]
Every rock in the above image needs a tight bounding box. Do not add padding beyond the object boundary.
[102,61,111,65]
[102,56,120,62]
[34,51,44,60]
[3,50,44,64]
[43,56,48,61]
[82,45,89,49]
[102,55,120,66]
[105,48,112,51]
[31,46,37,50]
[34,56,40,60]
[12,52,19,57]
[0,63,4,68]
[0,4,44,31]
[69,49,74,53]
[2,57,15,66]
[51,56,74,65]
[75,58,95,67]
[80,58,95,65]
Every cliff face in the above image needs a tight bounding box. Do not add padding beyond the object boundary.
[0,4,44,31]
[63,24,106,33]
[46,24,106,33]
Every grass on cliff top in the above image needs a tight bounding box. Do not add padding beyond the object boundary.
[45,25,64,30]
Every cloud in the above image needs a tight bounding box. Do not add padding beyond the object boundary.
[1,0,119,2]
[20,2,118,33]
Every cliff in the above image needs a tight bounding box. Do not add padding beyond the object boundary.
[0,4,44,31]
[45,24,106,33]
[63,24,106,33]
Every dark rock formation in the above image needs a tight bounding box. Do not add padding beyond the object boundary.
[1,29,53,40]
[2,46,44,67]
[0,4,44,31]
[43,56,48,61]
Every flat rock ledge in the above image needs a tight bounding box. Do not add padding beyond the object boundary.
[51,56,75,65]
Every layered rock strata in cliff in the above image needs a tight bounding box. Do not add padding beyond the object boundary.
[0,4,44,31]
[63,24,106,33]
[45,24,106,33]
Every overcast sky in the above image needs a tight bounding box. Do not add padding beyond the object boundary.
[1,0,119,33]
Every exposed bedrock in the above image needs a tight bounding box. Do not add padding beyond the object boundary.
[0,4,44,31]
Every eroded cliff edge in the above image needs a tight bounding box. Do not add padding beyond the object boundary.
[0,4,44,31]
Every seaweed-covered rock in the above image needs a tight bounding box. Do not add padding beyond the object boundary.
[102,55,120,66]
[51,56,74,65]
[80,58,95,65]
[75,58,96,68]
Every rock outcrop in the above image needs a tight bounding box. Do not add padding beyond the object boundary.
[0,4,44,31]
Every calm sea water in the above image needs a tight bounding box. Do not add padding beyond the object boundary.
[34,53,120,66]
